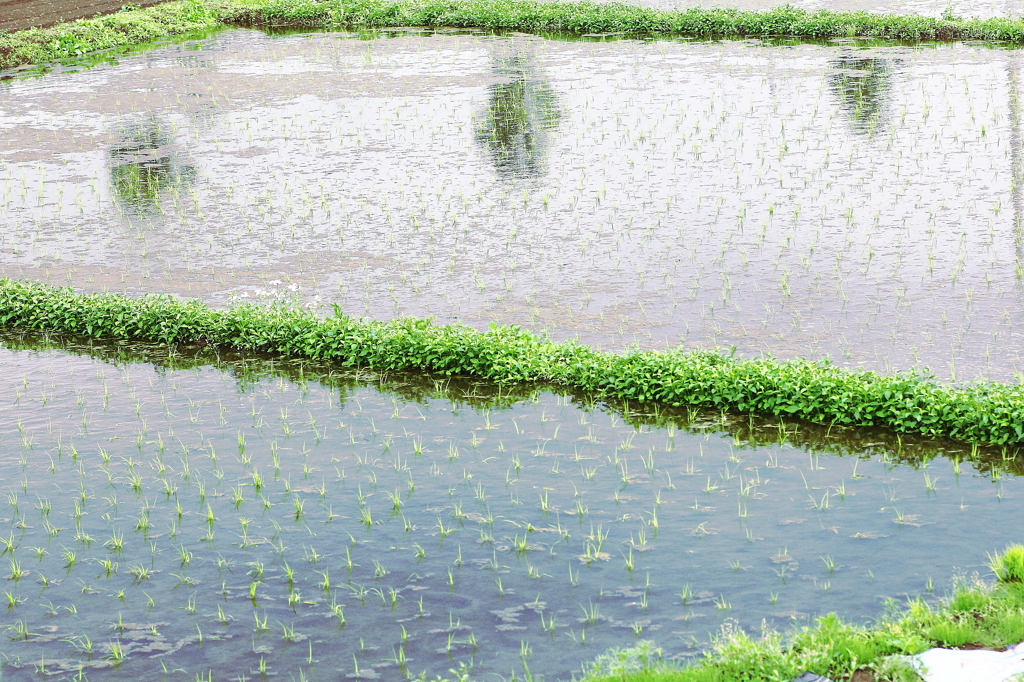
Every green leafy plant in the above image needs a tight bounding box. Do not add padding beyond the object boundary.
[2,280,1021,446]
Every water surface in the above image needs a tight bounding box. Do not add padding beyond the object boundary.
[3,29,1024,381]
[0,335,1019,681]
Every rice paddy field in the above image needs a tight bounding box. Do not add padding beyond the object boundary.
[2,17,1024,682]
[0,331,1018,682]
[5,29,1024,381]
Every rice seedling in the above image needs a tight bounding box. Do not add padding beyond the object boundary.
[7,559,28,581]
[0,534,15,558]
[5,620,31,641]
[105,641,127,665]
[127,563,150,582]
[775,565,789,585]
[4,591,24,609]
[436,517,455,539]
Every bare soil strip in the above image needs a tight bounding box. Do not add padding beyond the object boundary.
[0,0,166,32]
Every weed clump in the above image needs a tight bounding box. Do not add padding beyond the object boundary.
[990,544,1024,584]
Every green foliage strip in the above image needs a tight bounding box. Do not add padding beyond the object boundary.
[5,0,1024,72]
[1,280,1022,444]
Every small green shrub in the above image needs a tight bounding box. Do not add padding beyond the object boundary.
[990,545,1024,583]
[1000,581,1024,608]
[990,612,1024,643]
[948,585,991,614]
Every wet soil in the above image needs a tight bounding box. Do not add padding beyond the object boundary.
[0,0,166,32]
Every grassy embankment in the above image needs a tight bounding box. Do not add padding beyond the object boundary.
[577,547,1024,681]
[5,0,1024,72]
[1,280,1023,447]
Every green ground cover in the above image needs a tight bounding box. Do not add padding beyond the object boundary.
[1,279,1023,445]
[4,0,1024,72]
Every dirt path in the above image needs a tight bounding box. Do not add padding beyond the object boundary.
[0,0,167,32]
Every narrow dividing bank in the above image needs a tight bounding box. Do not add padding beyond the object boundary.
[4,0,1024,72]
[1,279,1022,445]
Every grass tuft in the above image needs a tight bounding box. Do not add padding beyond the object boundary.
[990,544,1024,584]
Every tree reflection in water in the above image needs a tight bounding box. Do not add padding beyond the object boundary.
[109,116,196,213]
[475,52,561,180]
[828,53,900,135]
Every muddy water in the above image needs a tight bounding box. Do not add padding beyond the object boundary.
[3,29,1024,382]
[0,334,1020,681]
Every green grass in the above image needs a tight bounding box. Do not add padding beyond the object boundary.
[5,0,1024,72]
[0,0,222,71]
[990,544,1024,584]
[577,548,1024,681]
[1,279,1024,445]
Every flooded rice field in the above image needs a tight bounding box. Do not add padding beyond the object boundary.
[0,334,1020,681]
[3,23,1024,680]
[3,29,1024,381]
